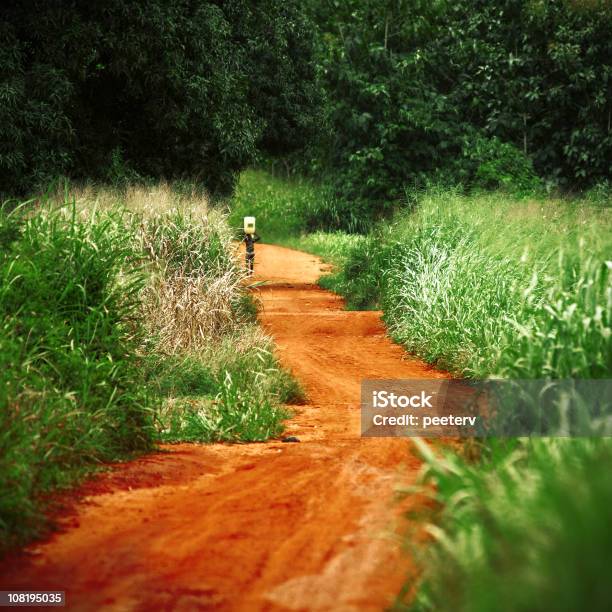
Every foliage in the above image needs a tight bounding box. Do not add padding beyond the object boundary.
[305,0,611,217]
[0,0,322,196]
[0,202,152,553]
[285,231,369,268]
[125,185,302,440]
[400,437,612,612]
[459,132,540,193]
[141,210,235,278]
[317,233,390,309]
[315,189,612,378]
[2,0,610,209]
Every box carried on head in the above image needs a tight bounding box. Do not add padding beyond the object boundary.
[244,216,256,235]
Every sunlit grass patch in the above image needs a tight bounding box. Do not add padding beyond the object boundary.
[228,168,341,242]
[157,383,289,444]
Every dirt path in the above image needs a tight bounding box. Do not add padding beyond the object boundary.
[1,244,446,611]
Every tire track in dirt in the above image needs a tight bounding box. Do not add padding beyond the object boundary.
[0,244,447,611]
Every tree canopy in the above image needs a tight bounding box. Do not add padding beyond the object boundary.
[1,0,610,202]
[0,0,322,195]
[307,0,612,213]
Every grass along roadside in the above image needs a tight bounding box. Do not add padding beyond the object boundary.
[229,169,612,611]
[334,191,612,610]
[398,436,612,612]
[128,184,302,443]
[228,168,353,242]
[0,182,301,555]
[340,190,611,378]
[0,199,152,553]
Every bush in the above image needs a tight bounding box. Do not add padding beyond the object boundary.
[228,169,336,239]
[141,210,235,278]
[459,134,541,193]
[154,329,300,443]
[127,185,302,443]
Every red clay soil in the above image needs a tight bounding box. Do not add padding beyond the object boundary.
[0,244,447,611]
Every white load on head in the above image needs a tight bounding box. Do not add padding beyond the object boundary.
[243,216,256,235]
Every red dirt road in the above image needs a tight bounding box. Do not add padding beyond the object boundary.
[1,244,446,611]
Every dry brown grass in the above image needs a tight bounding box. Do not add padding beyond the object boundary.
[48,181,250,352]
[49,181,230,242]
[141,268,245,354]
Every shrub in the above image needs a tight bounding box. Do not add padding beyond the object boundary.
[124,184,301,444]
[459,134,541,193]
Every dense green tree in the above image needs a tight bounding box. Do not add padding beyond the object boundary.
[0,0,322,196]
[307,0,611,218]
[2,0,610,203]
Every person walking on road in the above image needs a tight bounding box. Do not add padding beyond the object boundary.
[243,229,260,275]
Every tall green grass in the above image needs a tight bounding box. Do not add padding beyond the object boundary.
[130,195,303,442]
[322,190,612,378]
[401,437,612,612]
[328,193,612,611]
[0,202,152,552]
[146,327,301,444]
[66,182,302,443]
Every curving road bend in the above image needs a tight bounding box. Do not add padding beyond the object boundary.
[0,244,447,611]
